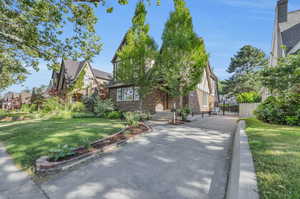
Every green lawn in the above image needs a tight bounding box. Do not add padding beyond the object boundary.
[245,118,300,199]
[0,118,125,171]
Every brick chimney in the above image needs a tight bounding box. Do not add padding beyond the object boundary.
[277,0,288,23]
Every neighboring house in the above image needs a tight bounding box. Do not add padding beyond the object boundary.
[1,91,32,111]
[19,91,32,106]
[1,92,21,110]
[108,36,219,114]
[270,0,300,67]
[49,59,112,101]
[263,0,300,99]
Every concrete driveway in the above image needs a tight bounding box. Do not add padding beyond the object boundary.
[41,116,237,199]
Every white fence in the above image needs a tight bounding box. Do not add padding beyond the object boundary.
[239,103,260,118]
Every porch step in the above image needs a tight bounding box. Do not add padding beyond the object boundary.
[151,111,174,121]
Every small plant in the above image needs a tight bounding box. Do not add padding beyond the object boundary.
[80,138,93,150]
[94,99,115,117]
[105,111,122,119]
[48,144,76,161]
[42,97,63,113]
[69,102,85,112]
[177,107,191,121]
[20,104,31,113]
[138,112,151,121]
[123,112,140,127]
[82,92,100,112]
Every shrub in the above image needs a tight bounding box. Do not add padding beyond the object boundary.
[72,112,96,118]
[20,104,31,113]
[69,102,85,112]
[138,112,151,121]
[105,111,122,119]
[177,107,192,121]
[93,99,115,117]
[82,92,100,112]
[236,92,262,103]
[48,144,76,161]
[42,97,63,113]
[51,110,73,120]
[123,112,140,127]
[255,94,300,126]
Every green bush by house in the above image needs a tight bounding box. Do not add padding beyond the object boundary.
[236,92,262,103]
[255,93,300,126]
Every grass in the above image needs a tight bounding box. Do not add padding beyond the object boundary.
[245,118,300,199]
[0,118,125,171]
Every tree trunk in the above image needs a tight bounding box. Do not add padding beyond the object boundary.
[173,102,176,124]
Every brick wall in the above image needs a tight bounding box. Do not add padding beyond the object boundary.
[109,88,166,113]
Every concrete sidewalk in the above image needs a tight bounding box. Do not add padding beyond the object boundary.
[40,116,237,199]
[0,144,47,199]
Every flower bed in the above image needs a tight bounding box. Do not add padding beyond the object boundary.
[35,123,151,174]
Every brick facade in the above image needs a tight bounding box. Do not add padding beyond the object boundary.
[109,88,168,114]
[109,86,217,114]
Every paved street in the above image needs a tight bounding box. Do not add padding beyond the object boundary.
[40,116,237,199]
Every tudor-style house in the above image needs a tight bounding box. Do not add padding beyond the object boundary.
[263,0,300,99]
[1,92,21,110]
[108,35,219,114]
[270,0,300,67]
[49,59,112,101]
[1,91,32,111]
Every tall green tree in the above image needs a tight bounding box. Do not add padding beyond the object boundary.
[223,45,268,96]
[261,52,300,95]
[116,1,158,110]
[159,0,208,108]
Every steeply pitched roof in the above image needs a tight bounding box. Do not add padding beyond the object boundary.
[62,59,112,83]
[92,68,112,80]
[63,60,86,82]
[111,32,129,63]
[279,10,300,53]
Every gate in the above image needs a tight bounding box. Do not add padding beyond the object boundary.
[219,102,239,116]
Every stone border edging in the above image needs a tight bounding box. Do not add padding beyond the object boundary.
[226,120,260,199]
[35,123,152,175]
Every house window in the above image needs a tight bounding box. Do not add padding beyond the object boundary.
[117,88,123,102]
[203,92,208,107]
[116,87,140,102]
[124,87,134,101]
[134,87,140,101]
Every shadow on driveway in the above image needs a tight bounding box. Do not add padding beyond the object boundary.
[41,116,237,199]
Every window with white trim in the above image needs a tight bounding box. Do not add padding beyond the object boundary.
[116,87,140,102]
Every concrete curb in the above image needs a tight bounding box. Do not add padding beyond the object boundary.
[226,120,260,199]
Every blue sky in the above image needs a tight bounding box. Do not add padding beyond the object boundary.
[5,0,300,93]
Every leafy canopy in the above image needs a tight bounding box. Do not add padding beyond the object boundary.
[260,52,300,95]
[159,0,208,98]
[223,45,268,96]
[0,0,102,91]
[116,1,158,101]
[0,0,160,92]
